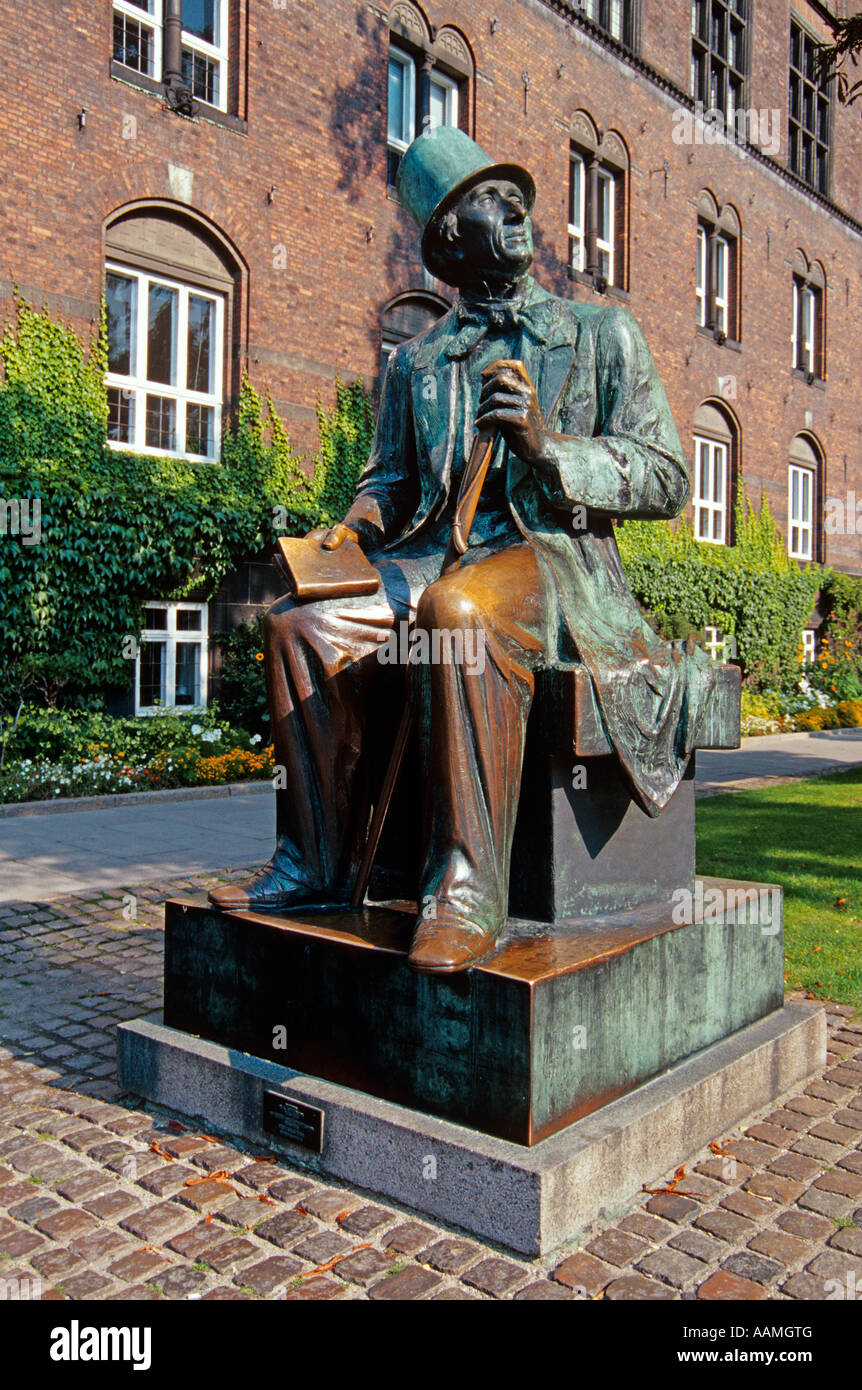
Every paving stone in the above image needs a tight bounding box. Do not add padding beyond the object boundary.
[806,1249,862,1283]
[694,1208,756,1243]
[8,1195,61,1225]
[667,1228,725,1263]
[810,1121,861,1146]
[798,1187,855,1219]
[644,1192,700,1223]
[332,1247,394,1285]
[147,1266,209,1300]
[827,1227,862,1257]
[166,1223,224,1261]
[35,1208,100,1242]
[120,1200,192,1242]
[54,1172,113,1203]
[806,1079,855,1104]
[585,1227,649,1266]
[636,1247,704,1288]
[298,1189,362,1222]
[791,1134,847,1162]
[673,1172,727,1202]
[617,1211,674,1242]
[262,1176,315,1202]
[201,1287,251,1300]
[161,1135,211,1159]
[696,1269,770,1300]
[417,1237,481,1275]
[721,1250,783,1285]
[234,1255,303,1297]
[337,1204,394,1237]
[177,1178,238,1213]
[69,1228,136,1265]
[814,1169,862,1198]
[283,1276,344,1300]
[747,1122,802,1147]
[369,1265,443,1300]
[254,1210,315,1247]
[0,1227,45,1257]
[550,1250,614,1295]
[604,1274,677,1300]
[748,1227,812,1266]
[82,1191,142,1224]
[382,1221,437,1256]
[766,1151,824,1183]
[743,1172,805,1204]
[694,1157,753,1186]
[781,1271,832,1300]
[233,1161,284,1191]
[216,1197,271,1229]
[462,1257,528,1297]
[108,1249,170,1282]
[723,1138,780,1165]
[838,1153,862,1176]
[206,1237,265,1273]
[514,1280,575,1299]
[190,1146,250,1174]
[60,1271,115,1300]
[775,1208,835,1240]
[832,1109,862,1133]
[30,1246,85,1281]
[785,1095,833,1118]
[137,1164,198,1197]
[762,1108,810,1133]
[291,1230,353,1264]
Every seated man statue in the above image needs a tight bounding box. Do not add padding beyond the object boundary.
[209,127,713,974]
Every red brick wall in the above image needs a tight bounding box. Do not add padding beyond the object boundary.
[1,0,860,573]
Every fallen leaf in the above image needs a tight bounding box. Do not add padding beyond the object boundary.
[183,1171,234,1189]
[299,1244,372,1278]
[168,1120,187,1133]
[812,945,822,953]
[150,1141,174,1161]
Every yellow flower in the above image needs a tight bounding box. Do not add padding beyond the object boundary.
[255,652,264,662]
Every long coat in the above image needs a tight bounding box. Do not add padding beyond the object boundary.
[345,275,714,814]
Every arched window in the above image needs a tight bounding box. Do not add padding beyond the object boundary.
[696,193,741,342]
[104,205,242,461]
[380,291,450,377]
[387,5,473,186]
[568,115,629,293]
[788,433,823,562]
[692,400,739,545]
[790,251,826,380]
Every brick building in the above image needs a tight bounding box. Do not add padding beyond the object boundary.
[1,0,860,710]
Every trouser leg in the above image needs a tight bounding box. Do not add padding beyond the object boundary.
[409,544,549,970]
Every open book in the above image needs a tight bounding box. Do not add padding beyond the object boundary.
[274,535,380,601]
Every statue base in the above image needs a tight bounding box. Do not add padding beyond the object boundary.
[158,879,783,1146]
[117,1001,825,1256]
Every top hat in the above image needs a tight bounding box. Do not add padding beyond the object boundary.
[396,126,536,280]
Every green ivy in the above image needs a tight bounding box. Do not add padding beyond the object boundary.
[0,300,369,710]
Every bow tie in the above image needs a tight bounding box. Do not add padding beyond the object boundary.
[445,295,551,358]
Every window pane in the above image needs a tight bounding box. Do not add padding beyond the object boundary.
[176,609,202,632]
[597,173,612,241]
[186,403,215,457]
[182,0,216,45]
[113,12,155,75]
[140,641,166,706]
[144,606,168,630]
[388,54,411,146]
[175,643,201,705]
[187,295,214,393]
[106,272,136,376]
[182,47,218,104]
[147,284,177,386]
[107,386,134,444]
[145,395,177,451]
[428,80,448,130]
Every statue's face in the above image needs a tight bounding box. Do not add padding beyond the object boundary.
[451,177,533,280]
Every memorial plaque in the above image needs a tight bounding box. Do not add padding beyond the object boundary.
[262,1091,325,1153]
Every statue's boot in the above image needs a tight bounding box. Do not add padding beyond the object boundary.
[407,904,504,972]
[207,840,344,912]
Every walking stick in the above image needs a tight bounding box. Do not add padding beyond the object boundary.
[350,419,499,911]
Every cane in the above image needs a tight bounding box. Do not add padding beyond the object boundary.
[350,359,528,910]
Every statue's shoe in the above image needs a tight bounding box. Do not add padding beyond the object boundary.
[407,909,503,973]
[207,862,333,912]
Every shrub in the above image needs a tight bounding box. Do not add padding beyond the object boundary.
[216,616,269,735]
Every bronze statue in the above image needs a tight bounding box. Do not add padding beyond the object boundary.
[209,128,713,974]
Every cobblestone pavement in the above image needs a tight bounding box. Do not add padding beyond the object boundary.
[0,873,860,1301]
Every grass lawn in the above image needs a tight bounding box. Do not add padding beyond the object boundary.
[696,766,862,1009]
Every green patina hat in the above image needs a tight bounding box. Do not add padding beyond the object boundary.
[396,126,536,279]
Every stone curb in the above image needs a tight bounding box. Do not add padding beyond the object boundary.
[0,780,272,820]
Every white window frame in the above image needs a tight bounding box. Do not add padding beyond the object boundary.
[388,45,416,153]
[182,0,229,112]
[801,628,816,663]
[596,167,616,285]
[428,69,458,130]
[696,224,707,326]
[105,262,224,462]
[113,0,163,80]
[569,151,586,272]
[788,462,815,560]
[703,625,728,662]
[714,234,730,335]
[792,279,815,373]
[135,601,208,715]
[693,434,728,544]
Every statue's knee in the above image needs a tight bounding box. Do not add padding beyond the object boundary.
[263,597,307,653]
[417,576,481,633]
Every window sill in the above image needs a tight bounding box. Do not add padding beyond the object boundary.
[696,326,741,352]
[567,267,628,301]
[791,368,826,389]
[110,62,247,135]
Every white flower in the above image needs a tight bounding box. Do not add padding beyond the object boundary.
[191,724,202,735]
[250,734,262,746]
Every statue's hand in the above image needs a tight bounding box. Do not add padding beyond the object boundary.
[305,523,360,551]
[475,359,551,471]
